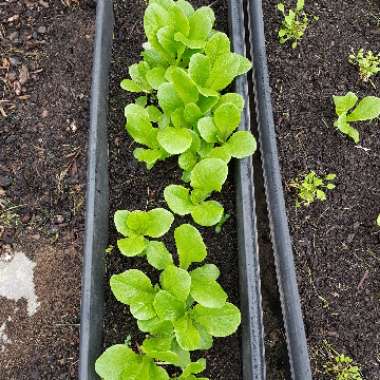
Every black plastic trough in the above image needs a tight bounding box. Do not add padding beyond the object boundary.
[79,0,266,379]
[247,0,312,379]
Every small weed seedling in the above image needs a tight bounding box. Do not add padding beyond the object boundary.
[277,0,316,48]
[333,91,380,143]
[290,171,336,207]
[324,354,363,380]
[349,48,380,82]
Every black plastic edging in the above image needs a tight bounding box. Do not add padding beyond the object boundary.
[79,1,113,379]
[246,1,312,379]
[228,1,266,379]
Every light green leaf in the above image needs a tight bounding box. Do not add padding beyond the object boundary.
[168,3,190,36]
[114,210,130,236]
[174,224,207,269]
[206,53,241,91]
[190,158,228,193]
[215,93,244,112]
[145,208,174,238]
[153,290,186,321]
[198,95,220,113]
[176,0,194,17]
[95,345,137,380]
[171,67,199,104]
[146,66,167,89]
[191,201,224,227]
[147,105,163,122]
[160,264,191,301]
[184,103,202,124]
[178,150,198,171]
[158,82,183,114]
[188,7,215,41]
[127,210,151,234]
[157,26,179,57]
[226,131,257,158]
[346,96,380,121]
[205,32,230,64]
[137,317,173,336]
[164,184,193,215]
[207,146,231,162]
[133,147,165,169]
[110,270,155,306]
[120,79,144,93]
[125,104,158,148]
[192,302,241,337]
[194,322,213,350]
[130,301,156,321]
[333,92,358,116]
[144,3,169,39]
[129,61,152,92]
[233,53,252,76]
[214,103,241,140]
[174,314,201,351]
[180,359,207,378]
[189,53,210,87]
[157,127,193,154]
[197,117,218,143]
[335,115,360,143]
[120,355,170,380]
[117,236,148,257]
[190,264,227,308]
[146,241,173,270]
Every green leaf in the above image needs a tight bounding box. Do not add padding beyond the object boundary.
[226,131,257,158]
[174,314,201,351]
[120,79,144,93]
[153,290,186,321]
[129,61,152,92]
[117,236,148,257]
[205,32,230,64]
[146,66,167,89]
[130,301,157,321]
[125,104,158,148]
[158,82,183,114]
[184,103,202,124]
[333,92,358,116]
[180,359,207,378]
[197,117,218,143]
[214,103,241,140]
[120,355,170,380]
[192,302,241,337]
[189,53,210,87]
[95,345,137,380]
[190,264,227,308]
[144,3,169,39]
[157,26,180,58]
[168,3,190,36]
[190,158,228,193]
[171,67,199,104]
[146,241,173,270]
[206,53,241,91]
[160,264,191,301]
[157,127,193,154]
[134,147,165,169]
[176,0,194,17]
[215,93,244,112]
[178,150,198,171]
[147,105,163,122]
[335,115,360,143]
[114,210,130,236]
[233,53,252,76]
[137,317,173,335]
[174,224,207,269]
[193,322,213,350]
[164,184,193,215]
[325,173,336,181]
[145,208,174,238]
[110,269,155,308]
[191,200,224,227]
[127,210,151,234]
[207,146,231,162]
[188,7,215,41]
[326,183,335,190]
[347,96,380,121]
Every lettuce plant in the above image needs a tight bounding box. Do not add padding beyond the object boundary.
[349,48,380,82]
[290,171,336,207]
[333,92,380,143]
[97,1,256,378]
[324,354,363,380]
[277,0,315,48]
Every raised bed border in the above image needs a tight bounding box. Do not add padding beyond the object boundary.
[246,0,312,379]
[78,0,266,379]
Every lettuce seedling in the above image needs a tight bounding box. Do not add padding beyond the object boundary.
[290,171,336,207]
[324,354,363,380]
[349,48,380,82]
[114,208,174,257]
[277,0,315,48]
[333,92,380,143]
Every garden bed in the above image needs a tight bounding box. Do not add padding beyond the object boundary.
[263,0,380,378]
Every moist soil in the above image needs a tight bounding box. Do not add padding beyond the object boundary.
[104,0,246,378]
[263,0,380,378]
[0,0,95,379]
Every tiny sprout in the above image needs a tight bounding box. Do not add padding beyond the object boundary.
[277,0,316,48]
[349,48,380,82]
[324,354,363,380]
[376,213,380,227]
[290,171,336,207]
[105,245,114,255]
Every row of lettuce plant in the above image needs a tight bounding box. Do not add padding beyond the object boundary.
[95,0,256,379]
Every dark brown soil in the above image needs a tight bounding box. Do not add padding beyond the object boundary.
[103,0,245,378]
[263,0,380,378]
[0,0,95,379]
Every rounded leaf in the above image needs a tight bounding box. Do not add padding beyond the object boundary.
[153,290,186,321]
[214,103,241,140]
[190,158,228,193]
[145,208,174,238]
[173,315,201,351]
[160,265,191,301]
[117,236,148,257]
[114,210,130,236]
[191,200,224,226]
[164,185,193,215]
[146,241,173,270]
[226,131,257,158]
[157,127,193,154]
